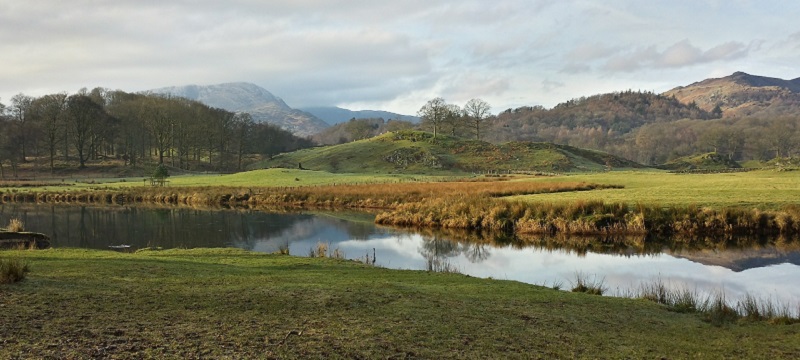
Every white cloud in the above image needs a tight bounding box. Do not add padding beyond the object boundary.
[1,1,799,113]
[601,40,750,72]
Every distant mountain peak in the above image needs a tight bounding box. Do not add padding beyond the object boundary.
[725,72,800,91]
[663,72,800,117]
[149,82,328,136]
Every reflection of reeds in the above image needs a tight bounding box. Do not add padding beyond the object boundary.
[386,223,800,258]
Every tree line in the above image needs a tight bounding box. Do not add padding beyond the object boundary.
[388,91,799,166]
[0,88,312,177]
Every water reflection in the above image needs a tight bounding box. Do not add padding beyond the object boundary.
[2,203,799,306]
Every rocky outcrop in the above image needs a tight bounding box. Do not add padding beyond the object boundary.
[0,232,51,249]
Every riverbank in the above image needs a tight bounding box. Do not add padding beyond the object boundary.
[2,248,798,358]
[3,169,800,239]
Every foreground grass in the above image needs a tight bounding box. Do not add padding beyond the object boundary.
[2,249,799,359]
[512,170,800,210]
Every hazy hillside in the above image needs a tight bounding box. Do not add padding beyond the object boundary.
[149,82,329,137]
[300,106,419,125]
[253,130,642,174]
[664,71,800,117]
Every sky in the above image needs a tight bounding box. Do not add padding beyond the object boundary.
[1,0,799,115]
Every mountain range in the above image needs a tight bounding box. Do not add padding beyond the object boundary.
[300,106,419,125]
[149,83,418,137]
[149,82,329,137]
[150,72,799,139]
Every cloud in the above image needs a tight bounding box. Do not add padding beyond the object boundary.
[0,1,796,114]
[565,43,624,62]
[439,73,511,103]
[601,40,750,72]
[542,79,565,92]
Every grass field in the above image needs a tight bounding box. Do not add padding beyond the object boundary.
[2,248,798,359]
[510,170,800,210]
[0,168,453,193]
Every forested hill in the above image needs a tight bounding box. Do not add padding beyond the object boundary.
[482,91,714,161]
[487,90,711,139]
[474,73,799,165]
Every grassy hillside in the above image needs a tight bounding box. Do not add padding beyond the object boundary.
[660,152,742,171]
[2,248,798,358]
[254,130,642,174]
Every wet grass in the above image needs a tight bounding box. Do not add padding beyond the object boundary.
[2,248,799,358]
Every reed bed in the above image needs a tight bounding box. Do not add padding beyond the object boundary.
[376,197,800,237]
[614,278,800,324]
[0,180,605,209]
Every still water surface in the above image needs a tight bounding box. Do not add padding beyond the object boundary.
[3,203,799,306]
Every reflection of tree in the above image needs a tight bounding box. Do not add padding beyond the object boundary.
[419,235,465,272]
[463,243,491,263]
[338,220,374,241]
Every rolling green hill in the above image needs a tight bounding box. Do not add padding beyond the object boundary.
[660,152,742,172]
[252,130,643,174]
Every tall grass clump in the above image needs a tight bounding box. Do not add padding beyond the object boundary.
[623,279,799,324]
[308,242,345,259]
[570,272,606,295]
[7,218,24,232]
[0,258,30,284]
[736,294,796,324]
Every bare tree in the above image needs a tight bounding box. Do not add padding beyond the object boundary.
[233,112,254,171]
[31,93,68,172]
[10,93,34,161]
[66,94,105,168]
[441,104,464,136]
[141,96,174,165]
[417,97,448,140]
[464,98,491,141]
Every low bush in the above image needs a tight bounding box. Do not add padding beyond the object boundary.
[0,258,30,284]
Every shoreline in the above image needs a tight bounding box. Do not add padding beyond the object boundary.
[3,185,800,241]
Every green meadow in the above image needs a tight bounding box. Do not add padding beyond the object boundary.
[511,170,800,210]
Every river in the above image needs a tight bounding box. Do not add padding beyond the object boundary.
[2,203,799,308]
